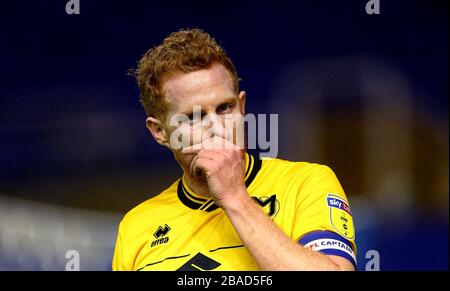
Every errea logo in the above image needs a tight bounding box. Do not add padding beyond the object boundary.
[151,224,171,248]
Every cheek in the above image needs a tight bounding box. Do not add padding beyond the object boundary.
[168,123,204,148]
[173,149,193,172]
[224,114,245,147]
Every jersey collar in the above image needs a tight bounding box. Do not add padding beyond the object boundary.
[177,152,262,212]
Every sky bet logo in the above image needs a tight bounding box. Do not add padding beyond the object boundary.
[151,224,171,248]
[327,196,351,215]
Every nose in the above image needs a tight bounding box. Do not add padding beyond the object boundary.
[202,113,226,140]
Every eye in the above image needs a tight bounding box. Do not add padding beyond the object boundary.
[217,103,233,113]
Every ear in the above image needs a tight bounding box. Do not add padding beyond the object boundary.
[238,91,246,114]
[146,116,171,148]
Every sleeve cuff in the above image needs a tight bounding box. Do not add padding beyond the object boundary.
[298,230,357,268]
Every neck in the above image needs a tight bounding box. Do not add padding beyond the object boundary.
[183,173,211,198]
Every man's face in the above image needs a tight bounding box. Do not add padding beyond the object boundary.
[147,62,246,174]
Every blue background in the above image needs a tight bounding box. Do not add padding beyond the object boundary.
[0,0,448,270]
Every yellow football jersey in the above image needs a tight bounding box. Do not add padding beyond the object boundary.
[112,153,356,271]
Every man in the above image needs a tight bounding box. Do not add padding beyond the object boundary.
[112,29,356,271]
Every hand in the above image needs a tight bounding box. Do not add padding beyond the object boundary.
[182,136,248,209]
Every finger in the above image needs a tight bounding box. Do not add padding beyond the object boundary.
[196,149,226,160]
[189,154,201,176]
[183,135,240,154]
[182,138,223,154]
[182,142,204,154]
[182,146,201,155]
[191,156,214,177]
[207,136,238,150]
[188,149,222,176]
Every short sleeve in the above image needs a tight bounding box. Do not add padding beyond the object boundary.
[292,165,357,267]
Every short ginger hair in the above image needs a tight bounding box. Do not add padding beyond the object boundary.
[132,28,240,119]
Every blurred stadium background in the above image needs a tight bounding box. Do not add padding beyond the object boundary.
[0,0,448,270]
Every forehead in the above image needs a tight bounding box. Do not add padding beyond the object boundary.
[161,63,235,111]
